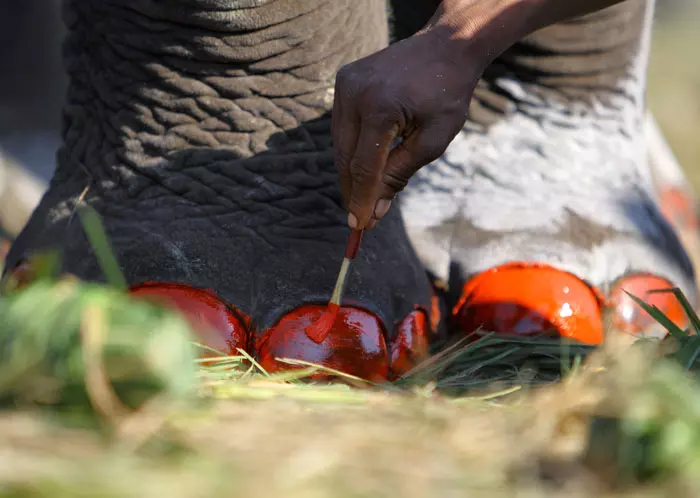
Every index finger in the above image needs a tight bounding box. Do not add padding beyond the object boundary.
[346,117,398,228]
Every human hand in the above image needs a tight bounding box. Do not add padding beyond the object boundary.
[332,0,619,230]
[331,20,483,230]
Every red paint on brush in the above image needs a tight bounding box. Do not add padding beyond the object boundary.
[345,229,364,259]
[304,229,364,343]
[305,302,340,344]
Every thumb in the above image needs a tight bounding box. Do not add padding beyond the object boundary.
[371,127,450,220]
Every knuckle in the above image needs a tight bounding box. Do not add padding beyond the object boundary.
[362,107,404,137]
[335,148,353,169]
[348,193,371,218]
[336,72,403,126]
[382,169,409,193]
[335,63,353,84]
[336,62,354,79]
[335,65,360,98]
[363,111,393,131]
[418,141,448,164]
[351,160,380,181]
[365,90,399,114]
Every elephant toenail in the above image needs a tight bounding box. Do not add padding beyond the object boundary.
[608,274,688,338]
[0,238,10,262]
[389,309,430,379]
[257,304,389,382]
[452,262,605,344]
[129,282,249,359]
[659,187,698,231]
[3,260,35,291]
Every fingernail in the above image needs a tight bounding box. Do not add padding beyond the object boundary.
[374,199,392,219]
[348,212,358,229]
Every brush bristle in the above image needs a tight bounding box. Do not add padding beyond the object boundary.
[305,303,339,344]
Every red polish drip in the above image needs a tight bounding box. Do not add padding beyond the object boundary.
[304,302,339,344]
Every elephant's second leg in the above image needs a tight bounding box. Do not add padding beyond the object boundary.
[5,0,435,381]
[401,0,696,343]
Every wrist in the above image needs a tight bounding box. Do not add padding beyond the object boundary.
[418,0,541,71]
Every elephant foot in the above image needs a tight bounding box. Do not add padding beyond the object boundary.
[400,104,698,347]
[6,202,437,384]
[452,263,688,343]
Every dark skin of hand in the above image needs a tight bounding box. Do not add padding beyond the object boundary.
[333,0,627,230]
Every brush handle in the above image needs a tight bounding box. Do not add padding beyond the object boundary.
[344,229,364,259]
[329,257,350,305]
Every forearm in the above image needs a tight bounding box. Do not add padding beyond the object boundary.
[420,0,628,71]
[521,0,630,30]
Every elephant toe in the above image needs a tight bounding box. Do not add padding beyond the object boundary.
[129,282,250,359]
[256,304,390,382]
[452,263,605,344]
[3,260,34,290]
[388,309,431,380]
[608,274,688,338]
[659,186,698,232]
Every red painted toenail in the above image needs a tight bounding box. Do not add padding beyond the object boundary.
[0,237,10,262]
[257,305,389,382]
[4,260,35,290]
[129,282,249,358]
[430,289,443,335]
[389,309,430,379]
[452,262,604,344]
[659,187,698,230]
[608,274,687,336]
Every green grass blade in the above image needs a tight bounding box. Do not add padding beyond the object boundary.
[678,337,700,370]
[192,342,230,357]
[275,358,375,386]
[77,206,127,291]
[648,287,700,335]
[624,290,686,339]
[236,348,270,377]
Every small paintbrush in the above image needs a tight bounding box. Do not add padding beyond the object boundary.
[305,228,364,343]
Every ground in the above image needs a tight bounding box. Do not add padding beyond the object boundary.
[1,5,700,497]
[2,276,700,497]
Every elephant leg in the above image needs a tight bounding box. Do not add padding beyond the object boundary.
[401,0,696,342]
[5,0,436,381]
